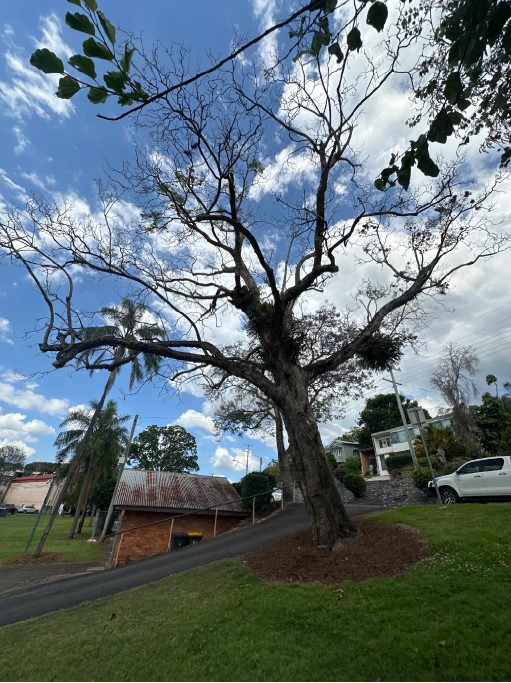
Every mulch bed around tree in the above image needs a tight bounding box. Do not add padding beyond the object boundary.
[239,518,430,584]
[2,552,65,566]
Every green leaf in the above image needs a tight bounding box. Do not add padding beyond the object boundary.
[119,45,136,74]
[30,48,64,74]
[82,37,114,60]
[366,1,388,33]
[503,23,511,56]
[65,12,95,35]
[347,26,362,51]
[311,29,330,56]
[56,75,80,99]
[396,165,411,190]
[428,109,454,144]
[68,54,96,79]
[444,72,463,105]
[103,70,128,93]
[87,86,108,103]
[67,0,82,5]
[97,11,116,44]
[328,43,344,62]
[82,0,98,9]
[117,93,135,106]
[417,152,440,177]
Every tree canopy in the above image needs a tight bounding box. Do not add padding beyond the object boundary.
[129,425,199,473]
[355,393,427,449]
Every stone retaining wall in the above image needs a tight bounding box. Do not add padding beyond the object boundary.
[338,476,433,508]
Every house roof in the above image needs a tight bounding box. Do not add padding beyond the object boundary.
[113,470,246,514]
[11,475,54,483]
[371,414,452,438]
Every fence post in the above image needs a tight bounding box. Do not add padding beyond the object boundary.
[167,518,175,551]
[213,507,218,537]
[252,496,256,524]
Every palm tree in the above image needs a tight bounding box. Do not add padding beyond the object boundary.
[55,401,129,537]
[33,298,164,556]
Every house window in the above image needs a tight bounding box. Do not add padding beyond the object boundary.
[378,437,392,449]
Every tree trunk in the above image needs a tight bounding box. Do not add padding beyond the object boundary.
[32,371,115,557]
[279,368,358,549]
[274,406,294,502]
[69,462,94,538]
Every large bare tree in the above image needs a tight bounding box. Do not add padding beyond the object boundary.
[1,3,509,548]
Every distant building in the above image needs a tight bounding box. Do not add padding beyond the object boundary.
[324,438,360,464]
[110,470,249,567]
[2,474,59,510]
[372,414,453,476]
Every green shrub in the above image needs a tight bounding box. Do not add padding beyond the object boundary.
[386,453,413,471]
[334,466,347,483]
[344,456,361,472]
[325,451,338,470]
[343,472,366,498]
[240,471,276,512]
[412,466,431,490]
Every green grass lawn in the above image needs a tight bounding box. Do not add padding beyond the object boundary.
[0,514,105,563]
[1,504,511,681]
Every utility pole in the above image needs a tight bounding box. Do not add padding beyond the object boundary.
[408,407,443,505]
[244,445,251,476]
[100,414,138,542]
[387,368,418,467]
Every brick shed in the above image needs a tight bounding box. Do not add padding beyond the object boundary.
[110,470,248,567]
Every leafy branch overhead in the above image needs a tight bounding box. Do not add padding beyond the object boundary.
[29,0,511,193]
[30,0,144,106]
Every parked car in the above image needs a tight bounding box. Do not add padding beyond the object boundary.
[429,455,511,504]
[0,503,17,515]
[16,505,39,514]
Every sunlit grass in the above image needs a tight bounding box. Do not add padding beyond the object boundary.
[0,514,105,563]
[1,505,510,681]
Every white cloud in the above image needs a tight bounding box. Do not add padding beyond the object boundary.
[0,381,69,415]
[0,439,34,457]
[0,14,74,123]
[0,412,55,457]
[13,126,29,154]
[175,409,216,434]
[209,445,261,473]
[0,318,13,344]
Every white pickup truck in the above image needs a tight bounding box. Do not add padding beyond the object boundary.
[429,455,511,504]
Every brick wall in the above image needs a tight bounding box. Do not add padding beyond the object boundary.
[111,510,243,567]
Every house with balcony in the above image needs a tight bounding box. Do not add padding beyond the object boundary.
[372,414,452,476]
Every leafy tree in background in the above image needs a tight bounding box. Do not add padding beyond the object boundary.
[472,393,511,456]
[129,425,198,473]
[55,399,129,535]
[23,461,58,475]
[414,425,471,462]
[0,445,26,474]
[1,0,508,550]
[356,393,427,449]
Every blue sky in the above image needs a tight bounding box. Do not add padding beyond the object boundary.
[0,1,510,478]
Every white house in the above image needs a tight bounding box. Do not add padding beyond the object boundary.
[372,414,453,476]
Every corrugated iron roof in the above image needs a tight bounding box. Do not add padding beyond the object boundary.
[113,470,245,513]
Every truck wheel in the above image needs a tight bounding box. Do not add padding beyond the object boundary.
[440,487,458,504]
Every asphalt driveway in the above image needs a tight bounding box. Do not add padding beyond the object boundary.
[0,503,381,627]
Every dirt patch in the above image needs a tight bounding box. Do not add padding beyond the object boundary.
[239,518,429,584]
[2,552,65,566]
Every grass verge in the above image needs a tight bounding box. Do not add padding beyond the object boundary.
[1,504,511,681]
[0,514,105,563]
